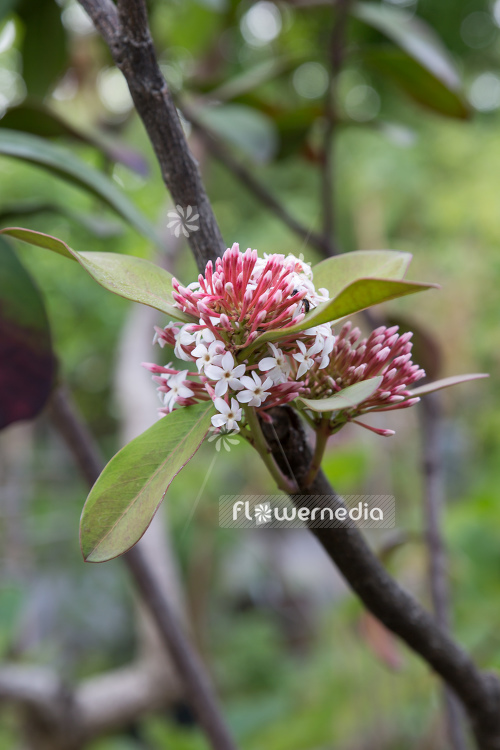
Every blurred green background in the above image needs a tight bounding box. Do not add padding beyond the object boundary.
[1,0,500,748]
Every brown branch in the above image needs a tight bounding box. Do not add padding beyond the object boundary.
[48,387,238,750]
[79,0,225,269]
[76,1,500,747]
[262,407,500,750]
[322,0,351,251]
[421,394,468,750]
[0,662,180,747]
[0,666,83,750]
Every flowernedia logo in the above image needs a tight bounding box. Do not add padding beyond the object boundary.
[167,204,200,237]
[219,495,395,529]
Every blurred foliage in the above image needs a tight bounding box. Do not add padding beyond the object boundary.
[1,0,500,747]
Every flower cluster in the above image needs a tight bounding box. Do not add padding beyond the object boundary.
[297,322,425,437]
[143,244,425,436]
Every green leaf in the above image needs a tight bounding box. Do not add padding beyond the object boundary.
[405,373,489,398]
[0,228,195,323]
[244,277,438,354]
[354,3,462,94]
[18,0,68,97]
[80,402,215,563]
[362,48,469,120]
[299,377,383,413]
[0,200,124,238]
[0,236,56,429]
[312,250,412,299]
[206,56,303,102]
[0,130,159,243]
[195,104,278,163]
[0,0,18,21]
[1,102,149,175]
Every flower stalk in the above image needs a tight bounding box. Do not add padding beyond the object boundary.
[243,405,297,494]
[305,418,331,488]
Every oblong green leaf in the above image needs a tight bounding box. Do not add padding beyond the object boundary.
[0,228,195,323]
[354,2,460,91]
[362,48,469,120]
[312,250,412,299]
[1,102,149,176]
[19,0,68,97]
[0,129,158,243]
[0,236,56,428]
[195,104,278,163]
[206,56,302,102]
[406,373,489,398]
[244,277,438,354]
[80,402,215,563]
[299,377,383,413]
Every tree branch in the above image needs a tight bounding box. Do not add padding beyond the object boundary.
[0,666,83,750]
[321,0,351,251]
[48,388,238,750]
[76,1,500,747]
[262,406,500,750]
[421,394,468,750]
[79,0,225,269]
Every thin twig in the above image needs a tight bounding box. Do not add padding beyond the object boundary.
[184,103,335,256]
[421,393,468,750]
[244,405,297,493]
[49,386,238,750]
[322,0,351,251]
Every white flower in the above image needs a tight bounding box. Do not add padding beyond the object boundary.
[211,398,242,430]
[236,372,273,407]
[174,325,196,361]
[258,344,291,384]
[205,351,246,397]
[318,334,335,369]
[293,339,323,378]
[195,326,215,346]
[306,324,335,369]
[163,371,194,412]
[191,340,225,372]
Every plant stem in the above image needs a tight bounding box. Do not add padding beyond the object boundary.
[304,418,330,487]
[244,406,297,494]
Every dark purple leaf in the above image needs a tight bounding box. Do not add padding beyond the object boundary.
[0,236,56,428]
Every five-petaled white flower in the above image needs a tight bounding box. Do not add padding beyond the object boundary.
[194,326,215,346]
[258,344,291,384]
[293,339,323,378]
[174,325,196,362]
[205,352,245,397]
[163,371,194,412]
[311,325,335,369]
[191,340,225,372]
[236,372,273,407]
[211,398,242,430]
